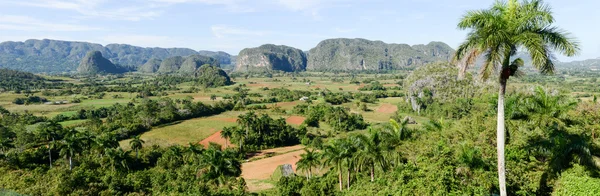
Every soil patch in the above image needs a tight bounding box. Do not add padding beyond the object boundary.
[199,130,231,149]
[242,149,304,180]
[213,117,238,123]
[376,103,398,114]
[286,116,305,125]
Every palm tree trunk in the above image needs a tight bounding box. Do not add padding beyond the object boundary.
[338,169,343,191]
[309,168,312,179]
[497,79,507,196]
[347,168,350,190]
[136,149,139,159]
[371,164,374,182]
[49,137,54,168]
[69,156,73,170]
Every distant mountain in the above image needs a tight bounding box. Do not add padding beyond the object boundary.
[179,55,220,74]
[557,58,600,69]
[307,38,454,71]
[235,44,307,72]
[198,51,232,65]
[0,39,231,73]
[138,58,162,73]
[157,56,185,74]
[155,55,220,74]
[77,51,124,75]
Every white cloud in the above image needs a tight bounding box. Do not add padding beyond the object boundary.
[211,25,270,38]
[0,15,103,31]
[8,0,163,21]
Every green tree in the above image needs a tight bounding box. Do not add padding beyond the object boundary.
[453,1,579,195]
[355,129,389,182]
[322,140,346,191]
[200,146,242,186]
[129,135,145,158]
[59,129,83,170]
[210,94,217,101]
[296,149,320,180]
[36,121,63,168]
[221,127,233,148]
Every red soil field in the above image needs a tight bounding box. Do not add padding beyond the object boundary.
[199,130,230,149]
[241,149,304,180]
[286,116,306,125]
[377,103,398,114]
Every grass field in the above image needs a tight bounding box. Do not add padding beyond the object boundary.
[119,111,242,149]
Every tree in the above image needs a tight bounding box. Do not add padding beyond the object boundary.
[355,129,389,182]
[453,1,579,195]
[210,94,217,101]
[36,121,63,168]
[104,147,129,171]
[221,127,233,148]
[129,135,145,158]
[322,140,346,191]
[0,125,15,154]
[200,146,242,186]
[296,149,320,180]
[59,128,83,170]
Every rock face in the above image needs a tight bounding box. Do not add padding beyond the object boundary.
[179,55,220,74]
[235,44,307,72]
[307,38,454,71]
[138,58,162,73]
[0,39,226,73]
[77,51,123,75]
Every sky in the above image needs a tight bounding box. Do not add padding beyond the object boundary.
[0,0,598,61]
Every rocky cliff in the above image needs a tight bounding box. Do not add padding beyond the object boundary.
[307,38,454,71]
[77,51,124,75]
[235,44,307,72]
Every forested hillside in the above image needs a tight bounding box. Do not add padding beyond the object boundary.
[306,38,454,71]
[0,39,225,73]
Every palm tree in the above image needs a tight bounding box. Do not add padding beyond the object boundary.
[322,140,346,191]
[129,135,145,158]
[453,1,579,195]
[36,121,63,168]
[59,129,83,170]
[519,86,576,128]
[355,129,389,182]
[200,146,242,186]
[221,127,233,148]
[185,142,204,164]
[93,133,119,158]
[104,147,129,171]
[296,149,320,180]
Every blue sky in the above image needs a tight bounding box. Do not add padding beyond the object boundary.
[0,0,597,61]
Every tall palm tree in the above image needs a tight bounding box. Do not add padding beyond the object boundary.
[355,129,389,182]
[36,121,63,168]
[129,135,145,158]
[59,129,83,170]
[322,140,346,191]
[453,1,579,195]
[221,127,233,148]
[296,149,320,179]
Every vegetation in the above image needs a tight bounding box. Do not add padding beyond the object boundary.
[307,38,454,71]
[453,0,579,195]
[236,44,307,72]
